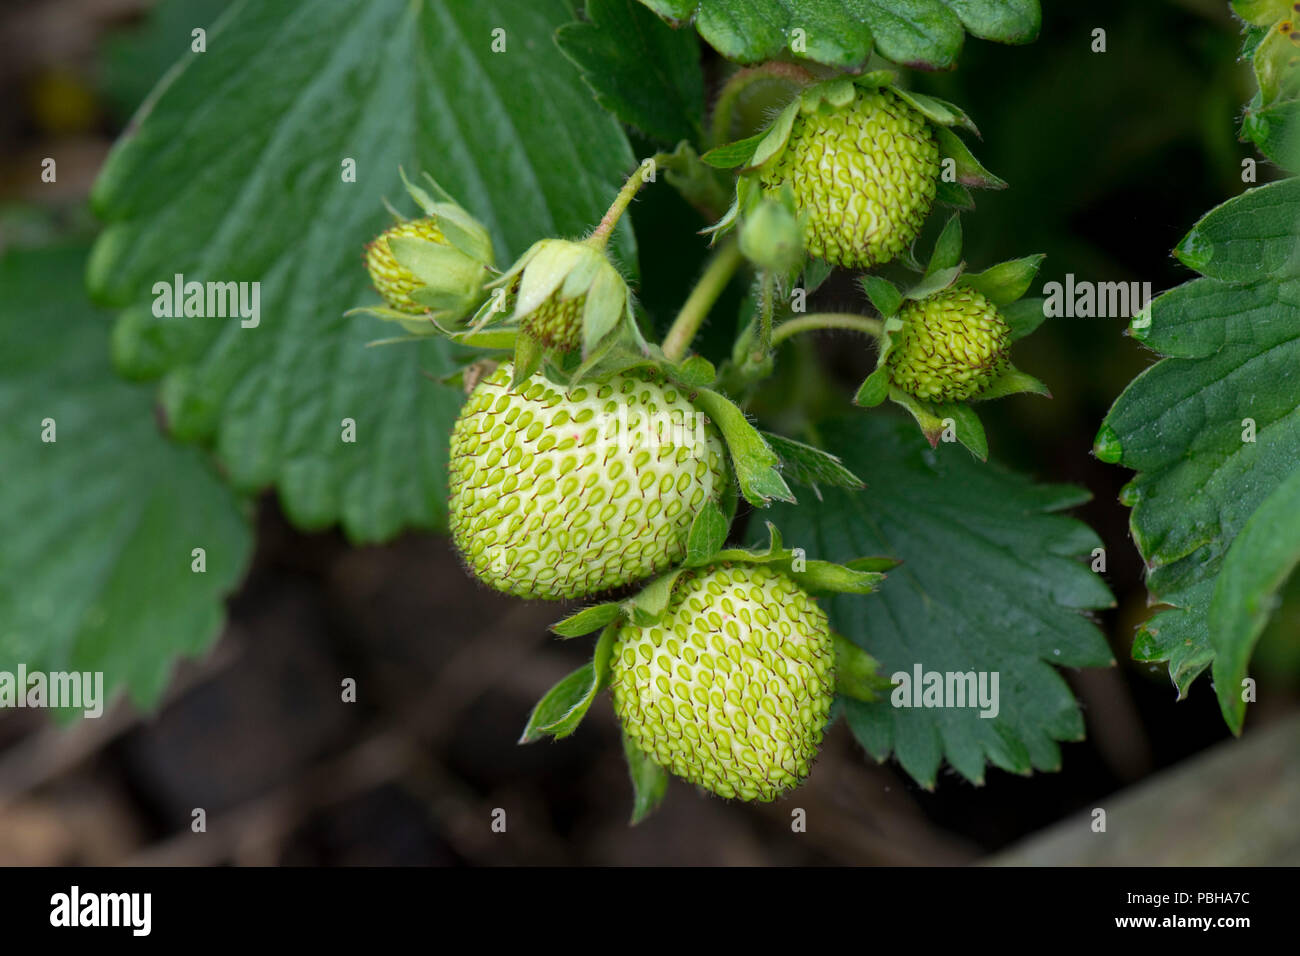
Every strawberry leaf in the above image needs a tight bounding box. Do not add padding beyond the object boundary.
[0,245,254,712]
[1099,177,1300,732]
[769,417,1113,788]
[636,0,1039,71]
[556,0,704,145]
[87,0,637,543]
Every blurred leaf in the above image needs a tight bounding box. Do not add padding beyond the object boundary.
[100,0,234,123]
[1100,178,1300,728]
[556,0,704,143]
[88,0,636,543]
[770,417,1113,788]
[0,245,252,711]
[637,0,1039,70]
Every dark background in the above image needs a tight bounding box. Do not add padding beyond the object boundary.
[0,0,1296,865]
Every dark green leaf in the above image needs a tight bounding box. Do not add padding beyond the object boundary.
[1209,470,1300,733]
[635,0,1039,70]
[1100,178,1300,723]
[556,0,704,144]
[87,0,636,543]
[1172,178,1300,282]
[771,417,1113,788]
[0,245,253,711]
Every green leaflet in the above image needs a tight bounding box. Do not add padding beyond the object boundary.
[1100,178,1300,729]
[636,0,1039,70]
[88,0,637,543]
[771,417,1112,788]
[0,245,254,712]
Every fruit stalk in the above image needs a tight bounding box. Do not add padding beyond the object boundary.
[661,238,744,362]
[588,156,666,250]
[772,312,884,346]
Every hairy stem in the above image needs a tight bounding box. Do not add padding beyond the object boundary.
[661,240,744,362]
[770,312,884,347]
[588,156,667,249]
[755,271,775,360]
[709,62,816,147]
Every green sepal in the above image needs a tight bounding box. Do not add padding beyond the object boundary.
[854,366,891,407]
[692,387,796,507]
[685,499,730,565]
[701,131,767,169]
[622,731,669,825]
[674,354,717,387]
[550,601,623,639]
[935,126,1007,189]
[903,265,963,302]
[624,568,689,625]
[923,213,964,278]
[972,365,1051,402]
[890,88,980,136]
[861,275,903,317]
[1003,297,1048,341]
[511,330,544,386]
[832,632,893,703]
[889,388,988,460]
[517,623,617,742]
[935,179,975,209]
[957,254,1045,306]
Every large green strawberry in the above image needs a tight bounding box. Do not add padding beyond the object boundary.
[610,564,835,802]
[449,363,729,600]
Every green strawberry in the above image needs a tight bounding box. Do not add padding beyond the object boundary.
[449,363,729,600]
[611,564,835,802]
[759,87,939,269]
[886,286,1010,403]
[365,218,449,314]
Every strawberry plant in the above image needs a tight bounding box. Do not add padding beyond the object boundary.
[3,0,1295,837]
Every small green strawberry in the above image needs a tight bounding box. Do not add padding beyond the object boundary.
[886,286,1010,403]
[759,87,938,269]
[705,73,1003,272]
[611,564,835,802]
[365,217,450,313]
[486,237,636,357]
[358,170,495,334]
[449,363,729,600]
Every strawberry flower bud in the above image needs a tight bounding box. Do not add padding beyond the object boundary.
[490,238,634,355]
[361,170,495,332]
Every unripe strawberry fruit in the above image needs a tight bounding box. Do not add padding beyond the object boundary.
[759,88,939,269]
[886,286,1010,403]
[611,565,835,802]
[449,364,729,600]
[519,289,585,352]
[364,218,447,313]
